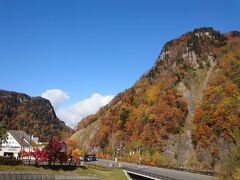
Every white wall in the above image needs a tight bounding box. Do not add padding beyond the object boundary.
[0,132,29,158]
[1,132,21,148]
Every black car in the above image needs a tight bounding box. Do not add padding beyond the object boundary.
[84,154,96,162]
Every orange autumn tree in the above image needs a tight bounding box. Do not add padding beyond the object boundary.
[72,148,81,163]
[65,139,78,157]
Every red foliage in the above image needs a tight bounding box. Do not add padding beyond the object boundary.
[194,124,212,147]
[42,139,66,165]
[32,148,48,161]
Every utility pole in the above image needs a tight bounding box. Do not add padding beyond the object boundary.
[138,147,141,167]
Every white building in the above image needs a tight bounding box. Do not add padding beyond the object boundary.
[0,130,39,158]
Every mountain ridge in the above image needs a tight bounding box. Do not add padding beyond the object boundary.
[72,27,240,170]
[0,89,72,141]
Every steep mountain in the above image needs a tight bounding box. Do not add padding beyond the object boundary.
[71,28,240,170]
[0,90,72,141]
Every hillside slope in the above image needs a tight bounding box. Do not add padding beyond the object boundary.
[0,90,72,141]
[72,28,240,170]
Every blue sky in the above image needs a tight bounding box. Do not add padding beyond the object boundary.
[0,0,239,127]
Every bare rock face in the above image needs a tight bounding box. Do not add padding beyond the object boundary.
[0,90,72,141]
[71,119,100,152]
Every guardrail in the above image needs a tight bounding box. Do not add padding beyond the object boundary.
[123,167,181,180]
[97,158,215,177]
[84,162,118,171]
[156,166,215,176]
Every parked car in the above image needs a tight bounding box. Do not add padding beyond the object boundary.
[84,153,96,162]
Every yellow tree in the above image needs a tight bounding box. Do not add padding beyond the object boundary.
[72,148,81,163]
[65,139,78,157]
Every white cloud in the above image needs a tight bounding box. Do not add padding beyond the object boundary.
[41,90,114,128]
[41,89,69,109]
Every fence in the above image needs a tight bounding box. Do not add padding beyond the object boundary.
[0,171,54,180]
[0,171,100,180]
[155,166,215,176]
[84,163,117,171]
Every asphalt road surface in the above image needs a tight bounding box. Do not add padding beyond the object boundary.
[86,159,216,180]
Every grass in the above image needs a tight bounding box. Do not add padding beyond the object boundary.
[0,165,127,180]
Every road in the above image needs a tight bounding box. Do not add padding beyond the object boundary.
[86,159,216,180]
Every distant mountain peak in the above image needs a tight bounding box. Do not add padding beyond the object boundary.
[0,89,72,141]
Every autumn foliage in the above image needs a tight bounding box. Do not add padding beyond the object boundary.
[192,51,240,166]
[89,60,188,153]
[72,149,81,162]
[73,29,240,170]
[65,139,78,156]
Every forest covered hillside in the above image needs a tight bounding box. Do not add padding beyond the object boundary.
[72,28,240,172]
[0,90,72,141]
